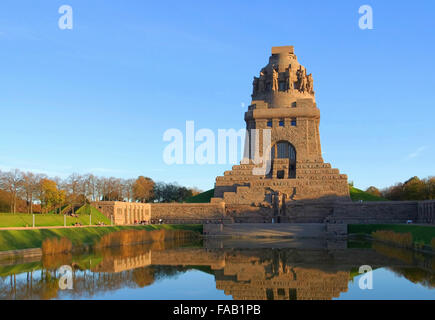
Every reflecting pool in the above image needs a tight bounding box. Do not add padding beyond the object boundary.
[1,238,434,300]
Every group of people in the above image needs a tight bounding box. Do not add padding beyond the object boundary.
[134,219,163,225]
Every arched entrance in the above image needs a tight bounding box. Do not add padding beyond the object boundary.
[271,141,296,178]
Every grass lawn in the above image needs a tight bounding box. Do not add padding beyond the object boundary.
[349,186,387,201]
[0,224,203,251]
[184,189,215,203]
[0,205,111,228]
[348,224,435,245]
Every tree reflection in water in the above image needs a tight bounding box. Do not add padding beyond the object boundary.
[1,239,435,300]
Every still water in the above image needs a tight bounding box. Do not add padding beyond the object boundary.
[1,238,434,300]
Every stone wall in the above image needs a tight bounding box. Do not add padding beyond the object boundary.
[225,199,427,224]
[92,200,228,225]
[417,200,435,224]
[149,201,228,224]
[92,201,151,225]
[92,199,434,226]
[329,201,418,224]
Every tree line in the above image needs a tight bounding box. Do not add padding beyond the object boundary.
[0,169,201,214]
[365,176,435,201]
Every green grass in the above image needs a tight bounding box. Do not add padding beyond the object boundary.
[0,261,42,277]
[349,186,387,202]
[348,224,435,245]
[184,189,215,203]
[0,205,111,228]
[0,224,203,252]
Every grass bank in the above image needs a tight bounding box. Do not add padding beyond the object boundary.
[348,224,435,246]
[184,189,215,203]
[0,224,202,252]
[349,186,387,201]
[0,205,111,228]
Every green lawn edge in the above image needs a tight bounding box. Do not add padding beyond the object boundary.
[0,204,111,228]
[348,224,435,245]
[0,224,203,252]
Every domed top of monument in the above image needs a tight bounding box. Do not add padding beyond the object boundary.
[252,46,315,107]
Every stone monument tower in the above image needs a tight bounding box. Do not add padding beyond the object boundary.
[214,46,349,219]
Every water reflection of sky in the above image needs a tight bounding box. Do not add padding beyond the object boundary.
[337,269,435,300]
[2,240,435,300]
[57,270,232,300]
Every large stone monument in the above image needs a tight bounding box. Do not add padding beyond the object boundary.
[214,46,349,221]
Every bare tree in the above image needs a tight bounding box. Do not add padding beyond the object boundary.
[66,173,84,214]
[21,172,43,214]
[0,169,24,213]
[123,178,135,202]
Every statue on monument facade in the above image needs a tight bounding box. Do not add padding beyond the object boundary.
[306,73,314,94]
[285,65,293,92]
[296,66,307,93]
[258,71,266,93]
[252,76,259,95]
[272,67,279,92]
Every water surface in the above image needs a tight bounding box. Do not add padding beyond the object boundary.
[1,239,434,300]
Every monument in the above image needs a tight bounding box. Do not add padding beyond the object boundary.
[91,46,432,225]
[213,46,350,221]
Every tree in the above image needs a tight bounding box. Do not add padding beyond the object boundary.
[65,173,84,213]
[365,186,381,198]
[0,169,24,213]
[190,187,203,197]
[133,176,155,203]
[38,179,65,213]
[382,183,404,200]
[153,182,193,203]
[21,172,43,214]
[123,178,135,202]
[426,176,435,200]
[83,174,98,202]
[402,176,426,200]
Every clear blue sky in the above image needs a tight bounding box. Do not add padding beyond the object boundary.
[0,0,434,191]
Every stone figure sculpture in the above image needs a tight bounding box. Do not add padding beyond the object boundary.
[307,73,314,94]
[253,77,259,95]
[272,67,279,92]
[285,66,293,92]
[297,66,307,93]
[258,71,266,93]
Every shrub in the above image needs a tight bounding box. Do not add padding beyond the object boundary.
[95,229,200,249]
[372,230,413,248]
[41,237,73,255]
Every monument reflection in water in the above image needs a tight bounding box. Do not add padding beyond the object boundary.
[1,239,435,300]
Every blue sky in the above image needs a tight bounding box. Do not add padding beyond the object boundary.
[0,0,434,191]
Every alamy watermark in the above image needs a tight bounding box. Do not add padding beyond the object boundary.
[359,5,373,30]
[358,265,373,290]
[162,121,272,175]
[58,265,73,290]
[58,5,73,30]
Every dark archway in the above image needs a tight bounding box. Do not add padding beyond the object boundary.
[271,141,296,178]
